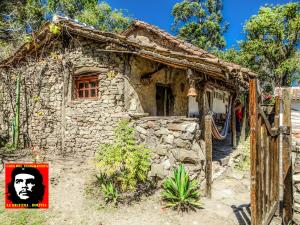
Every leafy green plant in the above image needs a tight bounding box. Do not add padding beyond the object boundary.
[161,164,202,212]
[101,182,119,205]
[95,120,151,192]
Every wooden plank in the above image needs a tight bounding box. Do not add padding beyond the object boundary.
[249,79,258,225]
[268,135,272,211]
[205,114,212,199]
[274,97,280,207]
[262,124,267,217]
[282,88,293,225]
[259,108,280,137]
[262,201,279,225]
[257,115,262,224]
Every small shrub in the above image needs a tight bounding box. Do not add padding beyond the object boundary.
[161,164,202,212]
[95,120,151,192]
[101,182,120,205]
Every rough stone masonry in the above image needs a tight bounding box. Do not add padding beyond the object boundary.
[0,35,206,183]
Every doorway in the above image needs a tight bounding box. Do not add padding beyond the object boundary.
[156,84,173,116]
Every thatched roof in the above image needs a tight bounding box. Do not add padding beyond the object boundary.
[0,16,257,88]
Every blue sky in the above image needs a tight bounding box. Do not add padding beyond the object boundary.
[105,0,297,49]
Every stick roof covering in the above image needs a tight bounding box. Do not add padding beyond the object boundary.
[0,16,257,88]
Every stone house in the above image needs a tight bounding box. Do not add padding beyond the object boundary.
[0,16,255,182]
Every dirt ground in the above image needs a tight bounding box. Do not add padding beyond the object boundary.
[0,152,281,225]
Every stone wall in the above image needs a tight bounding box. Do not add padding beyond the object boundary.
[124,56,189,116]
[131,116,206,183]
[0,35,206,184]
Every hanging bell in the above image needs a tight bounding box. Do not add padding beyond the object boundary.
[187,87,197,97]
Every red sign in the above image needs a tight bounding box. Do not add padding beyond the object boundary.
[5,163,49,208]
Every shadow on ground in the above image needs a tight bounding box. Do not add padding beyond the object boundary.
[231,204,251,225]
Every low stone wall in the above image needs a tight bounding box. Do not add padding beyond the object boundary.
[131,116,206,184]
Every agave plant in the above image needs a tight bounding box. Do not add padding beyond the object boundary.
[161,164,202,212]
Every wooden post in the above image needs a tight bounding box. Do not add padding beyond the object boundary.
[240,94,247,142]
[249,79,258,225]
[205,114,212,198]
[231,94,237,148]
[282,88,293,225]
[274,96,280,216]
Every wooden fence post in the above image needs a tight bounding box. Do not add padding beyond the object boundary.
[205,114,212,198]
[282,88,293,225]
[249,79,258,225]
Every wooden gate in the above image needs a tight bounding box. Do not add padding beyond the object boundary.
[249,79,293,225]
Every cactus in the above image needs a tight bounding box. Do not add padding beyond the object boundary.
[12,74,20,149]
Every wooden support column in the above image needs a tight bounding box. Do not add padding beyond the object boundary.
[231,94,237,148]
[249,79,258,225]
[282,88,293,225]
[205,114,212,198]
[240,94,247,142]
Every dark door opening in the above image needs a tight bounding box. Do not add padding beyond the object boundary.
[156,84,173,116]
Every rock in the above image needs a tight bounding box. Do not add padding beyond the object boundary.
[294,213,300,225]
[155,145,168,156]
[180,132,194,140]
[165,134,174,144]
[174,138,190,148]
[149,163,167,179]
[167,123,184,131]
[192,141,201,152]
[200,139,206,150]
[136,126,147,135]
[219,156,230,166]
[294,193,300,204]
[162,159,171,170]
[294,203,300,213]
[154,128,169,136]
[294,174,300,183]
[172,149,199,164]
[295,164,300,174]
[186,123,198,133]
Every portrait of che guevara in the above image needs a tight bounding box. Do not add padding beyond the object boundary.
[7,166,45,208]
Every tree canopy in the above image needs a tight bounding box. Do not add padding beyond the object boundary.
[220,3,300,89]
[172,0,228,51]
[0,0,131,61]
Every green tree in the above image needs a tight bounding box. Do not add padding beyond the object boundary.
[0,0,130,61]
[47,0,97,18]
[221,3,300,88]
[172,0,228,51]
[76,2,131,32]
[0,0,46,60]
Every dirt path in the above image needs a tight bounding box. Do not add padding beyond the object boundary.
[0,155,281,225]
[0,156,248,225]
[44,159,246,225]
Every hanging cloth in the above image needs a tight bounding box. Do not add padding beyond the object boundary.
[205,93,232,140]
